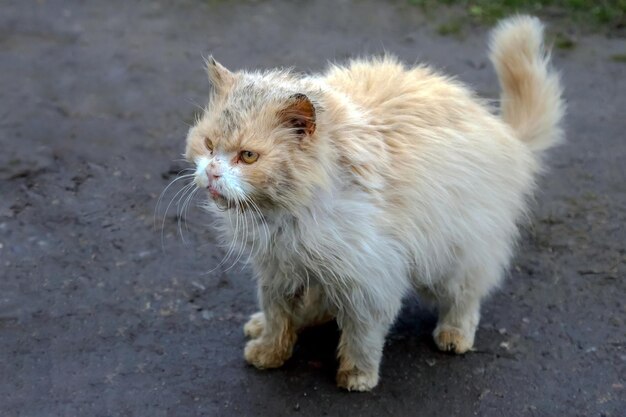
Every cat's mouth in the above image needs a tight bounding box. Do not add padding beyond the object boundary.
[208,185,234,210]
[209,186,222,200]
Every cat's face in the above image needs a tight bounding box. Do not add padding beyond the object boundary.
[185,58,321,212]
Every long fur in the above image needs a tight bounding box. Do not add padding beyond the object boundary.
[489,16,565,152]
[183,16,564,391]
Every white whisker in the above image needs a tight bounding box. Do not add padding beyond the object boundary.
[176,183,198,244]
[182,187,199,234]
[160,180,194,249]
[225,200,248,272]
[208,198,241,274]
[154,173,195,229]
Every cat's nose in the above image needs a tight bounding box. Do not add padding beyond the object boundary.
[206,166,221,181]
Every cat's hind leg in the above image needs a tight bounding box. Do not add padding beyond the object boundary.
[432,262,502,354]
[433,296,481,354]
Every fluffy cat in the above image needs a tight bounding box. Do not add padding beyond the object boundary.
[183,16,564,391]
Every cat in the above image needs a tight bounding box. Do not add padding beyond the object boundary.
[182,15,564,391]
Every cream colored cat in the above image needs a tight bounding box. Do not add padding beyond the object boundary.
[184,16,564,391]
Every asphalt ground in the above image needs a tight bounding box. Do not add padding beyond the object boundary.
[1,1,624,416]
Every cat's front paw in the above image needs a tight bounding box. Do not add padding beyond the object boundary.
[336,367,379,392]
[433,325,474,354]
[244,337,293,369]
[243,312,265,339]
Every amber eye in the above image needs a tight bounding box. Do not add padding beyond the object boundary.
[240,150,259,164]
[204,137,213,152]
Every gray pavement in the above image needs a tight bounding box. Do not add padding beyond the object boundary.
[0,1,624,416]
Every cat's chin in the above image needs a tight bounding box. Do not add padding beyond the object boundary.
[212,194,233,211]
[205,186,232,210]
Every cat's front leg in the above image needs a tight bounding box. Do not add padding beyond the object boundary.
[244,285,333,340]
[336,317,391,391]
[244,317,295,369]
[244,286,297,369]
[243,311,265,339]
[335,289,403,393]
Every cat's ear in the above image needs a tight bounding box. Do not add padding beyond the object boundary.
[280,93,316,137]
[205,56,234,93]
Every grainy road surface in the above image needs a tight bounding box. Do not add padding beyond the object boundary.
[1,1,624,416]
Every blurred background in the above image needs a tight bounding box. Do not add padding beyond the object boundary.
[1,1,624,416]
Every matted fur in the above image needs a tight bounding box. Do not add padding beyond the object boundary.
[183,16,564,391]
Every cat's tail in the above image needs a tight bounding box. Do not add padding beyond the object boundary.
[489,15,565,153]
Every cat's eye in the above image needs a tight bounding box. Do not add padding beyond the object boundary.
[240,150,259,164]
[204,137,213,152]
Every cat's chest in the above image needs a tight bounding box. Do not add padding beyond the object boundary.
[265,219,309,262]
[223,191,384,271]
[258,202,381,267]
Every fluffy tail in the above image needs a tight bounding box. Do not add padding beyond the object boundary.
[489,16,565,153]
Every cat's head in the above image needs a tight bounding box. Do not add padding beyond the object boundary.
[185,57,330,213]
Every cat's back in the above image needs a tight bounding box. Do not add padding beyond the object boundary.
[320,56,536,247]
[322,56,484,130]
